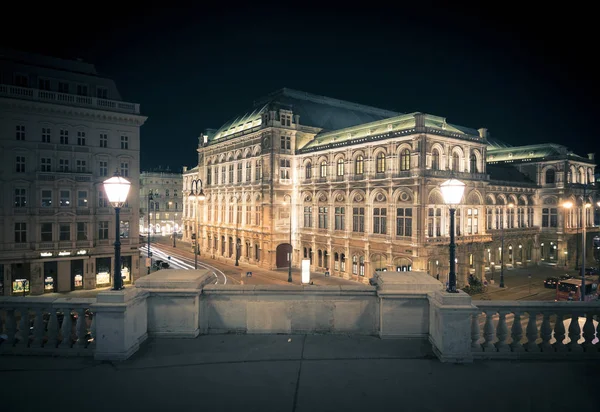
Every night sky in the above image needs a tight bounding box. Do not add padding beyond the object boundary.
[2,3,597,171]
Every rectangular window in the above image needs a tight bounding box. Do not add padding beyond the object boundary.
[256,161,262,181]
[16,156,25,173]
[120,135,129,149]
[41,223,53,242]
[16,124,25,140]
[303,206,313,228]
[473,208,479,234]
[120,221,130,238]
[41,190,52,207]
[334,207,345,230]
[255,206,262,226]
[280,135,291,151]
[280,159,291,180]
[97,87,108,99]
[98,191,108,208]
[467,208,473,234]
[373,208,387,234]
[352,207,365,233]
[229,165,234,184]
[318,206,328,229]
[486,207,493,230]
[207,168,212,185]
[228,205,233,223]
[221,167,226,184]
[396,208,412,237]
[41,158,52,172]
[76,84,88,96]
[76,160,86,173]
[237,163,242,183]
[98,221,109,240]
[428,208,434,237]
[99,160,108,176]
[100,133,108,148]
[42,127,51,143]
[550,208,558,227]
[15,223,27,243]
[77,131,86,146]
[60,190,70,207]
[59,159,69,172]
[14,188,27,208]
[237,205,242,224]
[77,190,88,207]
[77,222,88,240]
[120,162,129,177]
[59,224,71,241]
[60,129,69,144]
[58,82,69,93]
[39,78,51,90]
[246,206,252,225]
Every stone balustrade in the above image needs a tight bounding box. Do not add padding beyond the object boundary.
[471,301,600,359]
[0,297,96,356]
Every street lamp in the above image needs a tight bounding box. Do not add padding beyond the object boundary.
[440,178,465,293]
[235,239,241,266]
[147,191,154,274]
[499,203,514,288]
[103,172,131,291]
[283,194,293,283]
[168,201,176,248]
[563,199,591,301]
[188,179,206,269]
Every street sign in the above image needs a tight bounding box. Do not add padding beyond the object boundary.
[246,271,252,277]
[145,258,151,267]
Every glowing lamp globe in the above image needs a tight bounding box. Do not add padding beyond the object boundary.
[103,175,131,207]
[196,189,206,201]
[440,178,466,205]
[188,193,196,201]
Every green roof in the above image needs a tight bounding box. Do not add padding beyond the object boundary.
[209,88,399,142]
[487,143,591,163]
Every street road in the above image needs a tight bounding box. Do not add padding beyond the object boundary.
[141,241,361,287]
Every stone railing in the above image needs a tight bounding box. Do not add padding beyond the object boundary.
[0,297,96,356]
[471,301,600,359]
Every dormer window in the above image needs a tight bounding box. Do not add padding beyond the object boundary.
[280,112,291,127]
[97,87,108,99]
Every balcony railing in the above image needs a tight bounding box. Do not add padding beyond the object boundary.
[0,84,140,114]
[426,234,493,244]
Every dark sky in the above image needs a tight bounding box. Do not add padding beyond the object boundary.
[2,3,598,171]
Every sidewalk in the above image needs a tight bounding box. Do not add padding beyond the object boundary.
[2,334,598,412]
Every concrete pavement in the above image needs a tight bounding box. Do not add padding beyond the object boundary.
[2,334,598,412]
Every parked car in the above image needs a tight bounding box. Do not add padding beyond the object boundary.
[559,274,573,281]
[584,267,599,276]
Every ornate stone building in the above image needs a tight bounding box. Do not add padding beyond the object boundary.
[182,88,598,285]
[139,169,183,236]
[0,49,146,295]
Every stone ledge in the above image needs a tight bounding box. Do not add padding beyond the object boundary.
[135,269,213,290]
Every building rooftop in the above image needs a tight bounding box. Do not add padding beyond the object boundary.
[209,88,400,142]
[487,143,593,164]
[487,163,536,185]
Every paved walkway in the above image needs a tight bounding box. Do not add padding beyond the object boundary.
[2,334,598,412]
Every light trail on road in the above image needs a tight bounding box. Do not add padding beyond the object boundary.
[140,245,229,284]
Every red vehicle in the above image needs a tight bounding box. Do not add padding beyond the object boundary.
[556,278,598,301]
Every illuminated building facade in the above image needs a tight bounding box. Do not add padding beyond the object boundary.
[0,49,146,295]
[183,88,597,284]
[139,169,183,236]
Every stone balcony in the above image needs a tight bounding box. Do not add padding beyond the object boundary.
[0,84,140,114]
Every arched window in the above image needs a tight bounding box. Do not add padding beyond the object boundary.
[470,155,477,173]
[305,162,312,179]
[376,152,386,173]
[337,158,344,176]
[431,149,440,170]
[545,169,555,184]
[400,149,410,171]
[355,156,364,175]
[320,161,327,178]
[452,152,460,171]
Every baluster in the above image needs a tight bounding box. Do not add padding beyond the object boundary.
[553,313,567,352]
[30,307,46,348]
[524,311,540,352]
[567,313,583,352]
[471,313,482,352]
[59,308,73,349]
[581,313,596,352]
[46,309,59,348]
[539,313,553,352]
[510,311,524,352]
[17,308,29,347]
[76,308,87,348]
[5,309,17,346]
[495,311,510,352]
[482,311,496,352]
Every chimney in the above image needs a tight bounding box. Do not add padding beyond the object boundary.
[294,114,300,125]
[588,153,595,161]
[183,166,188,172]
[414,113,425,129]
[478,128,488,138]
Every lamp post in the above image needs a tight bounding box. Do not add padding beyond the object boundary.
[188,178,206,269]
[147,191,154,274]
[499,203,514,288]
[103,172,131,291]
[440,178,465,293]
[283,194,293,283]
[563,199,591,302]
[235,239,240,266]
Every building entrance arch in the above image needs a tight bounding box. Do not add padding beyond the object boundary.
[276,243,292,268]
